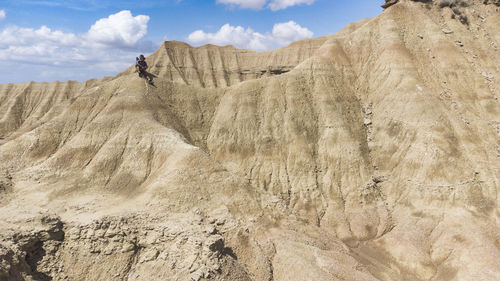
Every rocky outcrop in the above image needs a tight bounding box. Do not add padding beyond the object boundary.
[119,37,329,88]
[382,0,399,9]
[0,1,499,280]
[0,215,64,281]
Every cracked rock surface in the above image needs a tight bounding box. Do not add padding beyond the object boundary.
[0,1,499,280]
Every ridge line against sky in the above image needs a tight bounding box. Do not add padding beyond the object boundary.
[0,0,383,84]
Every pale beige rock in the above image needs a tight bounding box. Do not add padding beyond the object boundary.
[0,0,499,280]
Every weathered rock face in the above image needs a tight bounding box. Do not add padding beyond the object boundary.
[382,0,400,9]
[0,1,499,280]
[119,37,328,88]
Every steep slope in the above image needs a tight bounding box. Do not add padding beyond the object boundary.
[0,79,103,143]
[119,36,329,88]
[0,0,499,280]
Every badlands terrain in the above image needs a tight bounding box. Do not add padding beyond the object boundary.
[0,0,499,280]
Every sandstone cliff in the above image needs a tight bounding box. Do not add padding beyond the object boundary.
[0,0,499,280]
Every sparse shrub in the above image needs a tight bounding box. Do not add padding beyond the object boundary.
[439,0,469,25]
[440,0,455,7]
[482,0,500,5]
[459,14,469,24]
[410,0,434,9]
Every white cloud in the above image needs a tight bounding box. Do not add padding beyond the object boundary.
[188,24,269,51]
[187,21,313,51]
[272,21,313,45]
[87,10,149,48]
[216,0,315,10]
[268,0,314,11]
[0,26,79,47]
[216,0,267,9]
[0,10,154,83]
[0,10,5,20]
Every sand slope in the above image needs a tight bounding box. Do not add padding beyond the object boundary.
[0,1,499,280]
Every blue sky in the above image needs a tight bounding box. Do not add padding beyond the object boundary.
[0,0,383,84]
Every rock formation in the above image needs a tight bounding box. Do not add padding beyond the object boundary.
[0,0,499,280]
[382,0,400,9]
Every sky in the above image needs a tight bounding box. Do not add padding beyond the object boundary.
[0,0,383,84]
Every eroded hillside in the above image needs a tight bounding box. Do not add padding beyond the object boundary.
[0,0,499,280]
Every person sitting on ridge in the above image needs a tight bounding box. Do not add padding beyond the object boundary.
[136,54,153,83]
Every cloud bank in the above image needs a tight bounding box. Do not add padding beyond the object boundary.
[187,21,313,51]
[0,10,154,83]
[216,0,267,9]
[216,0,315,10]
[268,0,315,11]
[0,10,5,20]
